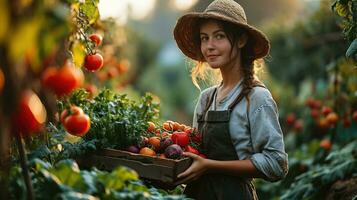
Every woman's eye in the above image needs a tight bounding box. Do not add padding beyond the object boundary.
[216,34,225,39]
[201,36,208,42]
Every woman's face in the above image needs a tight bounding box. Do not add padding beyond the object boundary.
[199,20,236,69]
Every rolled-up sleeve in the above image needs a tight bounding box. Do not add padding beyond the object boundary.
[249,97,288,182]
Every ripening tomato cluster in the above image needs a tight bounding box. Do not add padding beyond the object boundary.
[305,98,345,130]
[94,59,131,85]
[285,97,357,133]
[84,34,104,72]
[125,121,206,160]
[285,113,303,131]
[5,35,103,140]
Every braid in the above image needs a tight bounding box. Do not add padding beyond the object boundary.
[241,60,255,99]
[240,41,262,100]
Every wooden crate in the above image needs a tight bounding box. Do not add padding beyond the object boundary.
[77,148,192,186]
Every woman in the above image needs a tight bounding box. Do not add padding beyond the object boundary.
[173,0,288,199]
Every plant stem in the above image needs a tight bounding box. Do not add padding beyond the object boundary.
[16,132,35,200]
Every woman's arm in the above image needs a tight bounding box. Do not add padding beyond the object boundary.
[176,152,266,184]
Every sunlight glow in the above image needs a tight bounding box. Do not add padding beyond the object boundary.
[172,0,198,11]
[129,0,156,20]
[98,0,156,25]
[28,93,47,123]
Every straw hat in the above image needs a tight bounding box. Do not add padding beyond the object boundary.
[173,0,270,62]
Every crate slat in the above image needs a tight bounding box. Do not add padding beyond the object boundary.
[77,148,192,185]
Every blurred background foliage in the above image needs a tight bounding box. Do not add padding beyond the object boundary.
[95,0,351,124]
[1,0,356,199]
[94,1,357,198]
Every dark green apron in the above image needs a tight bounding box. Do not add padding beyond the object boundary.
[184,87,259,200]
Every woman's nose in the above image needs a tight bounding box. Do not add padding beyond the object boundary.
[206,38,215,50]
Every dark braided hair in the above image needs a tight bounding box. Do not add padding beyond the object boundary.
[221,20,263,100]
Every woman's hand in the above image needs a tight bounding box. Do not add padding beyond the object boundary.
[176,152,210,184]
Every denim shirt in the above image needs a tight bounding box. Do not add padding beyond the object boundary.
[193,81,288,182]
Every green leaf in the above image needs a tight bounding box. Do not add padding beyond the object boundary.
[80,0,99,24]
[72,40,85,68]
[346,38,357,58]
[8,15,43,63]
[57,191,98,200]
[97,166,138,191]
[49,160,89,193]
[66,0,80,4]
[333,2,349,17]
[80,171,98,194]
[28,144,52,161]
[30,158,52,171]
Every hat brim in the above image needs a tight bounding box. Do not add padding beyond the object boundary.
[173,12,270,62]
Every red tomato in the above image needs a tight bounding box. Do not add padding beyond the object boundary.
[60,106,83,124]
[62,106,90,136]
[171,131,189,147]
[12,90,47,136]
[310,109,319,119]
[326,112,338,125]
[107,67,119,78]
[293,119,303,131]
[41,66,57,88]
[285,113,296,125]
[89,34,102,46]
[41,62,84,97]
[320,139,332,151]
[321,106,332,116]
[84,53,104,72]
[117,60,130,74]
[0,68,4,94]
[185,145,199,155]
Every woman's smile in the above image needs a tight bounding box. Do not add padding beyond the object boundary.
[200,21,234,69]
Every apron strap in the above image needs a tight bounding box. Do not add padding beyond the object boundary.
[228,82,266,112]
[202,88,217,116]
